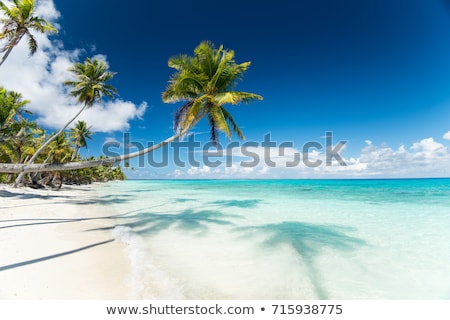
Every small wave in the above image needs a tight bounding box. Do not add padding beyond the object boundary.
[113,226,185,299]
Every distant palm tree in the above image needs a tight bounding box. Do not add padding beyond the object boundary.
[45,132,71,164]
[0,87,30,132]
[69,120,93,160]
[44,133,70,189]
[14,57,117,185]
[162,41,263,145]
[0,0,57,67]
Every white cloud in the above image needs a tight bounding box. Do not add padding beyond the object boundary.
[186,166,213,176]
[0,0,147,133]
[411,137,447,162]
[443,131,450,140]
[34,0,60,22]
[104,136,121,145]
[167,137,450,179]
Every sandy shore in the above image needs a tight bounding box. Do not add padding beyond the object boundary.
[0,183,130,299]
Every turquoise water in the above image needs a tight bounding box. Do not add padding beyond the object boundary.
[95,179,450,299]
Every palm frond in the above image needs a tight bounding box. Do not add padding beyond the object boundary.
[168,54,196,71]
[220,106,245,140]
[214,91,263,105]
[26,31,37,55]
[174,100,194,131]
[209,104,231,139]
[0,1,11,17]
[177,98,205,133]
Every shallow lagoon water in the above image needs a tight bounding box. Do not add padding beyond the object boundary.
[96,179,450,299]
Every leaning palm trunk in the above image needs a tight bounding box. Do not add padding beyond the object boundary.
[0,45,15,67]
[1,131,184,174]
[0,34,23,67]
[14,103,88,185]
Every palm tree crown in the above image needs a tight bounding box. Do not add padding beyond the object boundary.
[0,87,30,133]
[0,0,57,66]
[64,58,117,107]
[162,41,263,145]
[69,120,93,160]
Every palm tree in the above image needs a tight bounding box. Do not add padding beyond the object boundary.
[0,42,262,176]
[0,0,57,67]
[13,57,117,185]
[69,120,93,160]
[162,41,263,145]
[44,132,71,164]
[0,87,30,133]
[64,58,118,108]
[42,133,71,188]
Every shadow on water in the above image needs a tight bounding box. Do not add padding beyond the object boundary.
[88,209,237,236]
[239,221,366,299]
[209,199,262,208]
[73,194,136,206]
[174,198,196,203]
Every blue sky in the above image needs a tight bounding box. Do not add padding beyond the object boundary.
[2,0,450,178]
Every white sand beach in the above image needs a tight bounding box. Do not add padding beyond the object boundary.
[0,184,130,299]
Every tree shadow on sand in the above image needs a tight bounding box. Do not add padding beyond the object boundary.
[0,189,136,209]
[239,221,367,299]
[0,239,114,272]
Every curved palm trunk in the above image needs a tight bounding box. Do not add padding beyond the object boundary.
[1,131,183,174]
[14,103,88,186]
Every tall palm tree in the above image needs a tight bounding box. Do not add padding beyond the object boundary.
[13,57,117,185]
[0,0,57,67]
[162,41,263,145]
[0,42,262,176]
[69,120,93,160]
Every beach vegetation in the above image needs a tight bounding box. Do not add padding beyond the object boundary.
[0,87,124,187]
[13,57,117,186]
[0,8,261,188]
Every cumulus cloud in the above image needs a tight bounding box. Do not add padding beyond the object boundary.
[443,131,450,141]
[0,0,147,133]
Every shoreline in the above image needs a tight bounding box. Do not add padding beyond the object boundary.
[0,183,130,299]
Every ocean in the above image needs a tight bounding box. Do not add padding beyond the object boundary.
[95,179,450,299]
